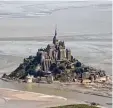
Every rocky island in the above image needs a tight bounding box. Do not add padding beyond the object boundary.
[1,29,109,84]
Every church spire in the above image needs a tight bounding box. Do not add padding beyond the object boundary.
[54,25,57,37]
[53,25,57,44]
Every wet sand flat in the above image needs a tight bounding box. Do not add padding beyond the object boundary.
[0,88,83,108]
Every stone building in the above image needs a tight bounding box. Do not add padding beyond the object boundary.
[36,28,71,71]
[66,49,71,60]
[58,49,66,60]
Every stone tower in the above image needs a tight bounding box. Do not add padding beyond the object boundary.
[66,49,71,60]
[57,48,66,60]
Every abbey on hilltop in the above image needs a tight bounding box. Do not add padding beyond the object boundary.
[36,28,72,72]
[2,28,107,83]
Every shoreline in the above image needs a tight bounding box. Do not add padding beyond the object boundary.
[0,77,112,107]
[0,81,111,108]
[0,87,67,101]
[1,77,112,98]
[0,87,107,108]
[0,87,86,108]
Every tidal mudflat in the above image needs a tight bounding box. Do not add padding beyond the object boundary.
[0,1,112,108]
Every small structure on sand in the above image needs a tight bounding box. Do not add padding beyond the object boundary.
[26,74,33,83]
